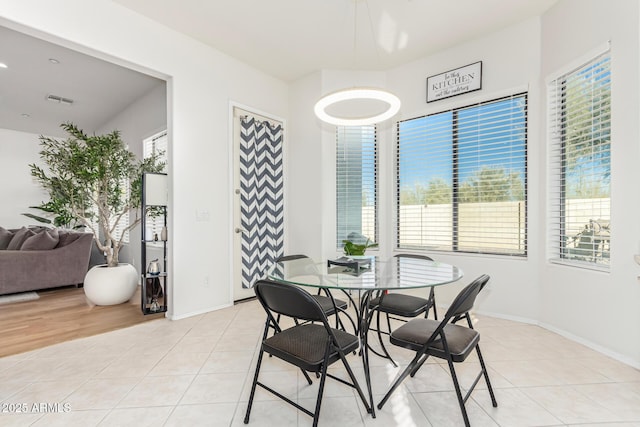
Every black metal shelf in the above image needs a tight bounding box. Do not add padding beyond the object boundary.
[140,172,168,316]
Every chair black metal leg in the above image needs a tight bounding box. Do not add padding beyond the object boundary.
[311,347,331,427]
[339,351,372,414]
[409,353,430,377]
[445,355,471,427]
[244,347,266,424]
[476,345,497,407]
[378,351,424,410]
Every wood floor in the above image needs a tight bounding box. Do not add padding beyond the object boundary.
[0,286,164,358]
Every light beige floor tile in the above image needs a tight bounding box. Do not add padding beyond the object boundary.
[166,403,237,426]
[117,375,194,408]
[6,379,84,405]
[31,409,109,426]
[0,412,45,426]
[573,382,640,420]
[180,372,246,404]
[522,385,625,424]
[473,387,562,426]
[96,353,164,378]
[97,406,173,426]
[200,350,254,374]
[65,377,141,410]
[147,352,209,376]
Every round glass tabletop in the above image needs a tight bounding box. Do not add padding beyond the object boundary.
[266,255,463,291]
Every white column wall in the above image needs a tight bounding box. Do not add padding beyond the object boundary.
[0,0,289,319]
[539,0,640,366]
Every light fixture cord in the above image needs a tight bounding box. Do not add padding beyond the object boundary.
[364,0,381,66]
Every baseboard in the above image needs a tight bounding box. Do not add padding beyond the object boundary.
[168,302,233,320]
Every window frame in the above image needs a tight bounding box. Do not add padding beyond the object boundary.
[547,46,611,271]
[395,92,528,257]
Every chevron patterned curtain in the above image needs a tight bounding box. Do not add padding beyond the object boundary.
[240,115,284,288]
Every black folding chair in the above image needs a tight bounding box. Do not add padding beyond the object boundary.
[367,254,437,365]
[377,275,497,427]
[244,279,371,427]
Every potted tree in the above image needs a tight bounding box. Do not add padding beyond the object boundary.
[29,122,165,305]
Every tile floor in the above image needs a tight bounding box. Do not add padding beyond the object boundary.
[1,299,640,426]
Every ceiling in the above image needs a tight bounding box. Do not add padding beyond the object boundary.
[0,0,558,137]
[113,0,558,82]
[0,26,164,138]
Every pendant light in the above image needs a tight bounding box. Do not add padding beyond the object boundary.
[314,0,401,126]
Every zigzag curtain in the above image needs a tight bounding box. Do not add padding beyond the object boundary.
[240,115,284,288]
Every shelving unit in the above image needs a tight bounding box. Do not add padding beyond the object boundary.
[140,172,168,315]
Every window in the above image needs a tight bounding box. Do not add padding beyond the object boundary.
[549,50,611,268]
[336,125,377,248]
[396,94,528,255]
[143,131,168,241]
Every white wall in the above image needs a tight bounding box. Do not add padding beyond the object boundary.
[0,128,48,228]
[539,0,640,366]
[0,0,289,319]
[385,18,544,321]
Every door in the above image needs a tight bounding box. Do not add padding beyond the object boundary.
[233,108,284,301]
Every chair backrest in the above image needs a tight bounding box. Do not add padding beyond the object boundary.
[443,274,489,321]
[254,279,326,323]
[394,253,434,262]
[276,254,310,262]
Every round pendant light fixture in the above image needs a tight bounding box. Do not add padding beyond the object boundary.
[314,87,401,126]
[314,0,401,127]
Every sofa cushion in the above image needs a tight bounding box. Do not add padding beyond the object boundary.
[6,227,33,250]
[0,227,13,249]
[57,230,82,248]
[21,228,60,251]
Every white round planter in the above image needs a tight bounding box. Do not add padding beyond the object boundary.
[84,263,138,306]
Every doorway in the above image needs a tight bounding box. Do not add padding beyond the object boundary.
[232,107,284,301]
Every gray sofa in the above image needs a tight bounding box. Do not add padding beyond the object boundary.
[0,227,93,295]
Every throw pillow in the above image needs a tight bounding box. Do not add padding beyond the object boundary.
[56,230,81,248]
[21,228,60,251]
[6,227,33,250]
[0,227,13,249]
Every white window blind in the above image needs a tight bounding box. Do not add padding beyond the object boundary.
[397,94,527,255]
[549,50,611,268]
[143,131,168,241]
[336,125,377,248]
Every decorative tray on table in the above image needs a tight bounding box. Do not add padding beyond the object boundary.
[327,256,372,275]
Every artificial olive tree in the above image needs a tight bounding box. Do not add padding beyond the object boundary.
[29,122,165,267]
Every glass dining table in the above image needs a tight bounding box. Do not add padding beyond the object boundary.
[266,255,463,418]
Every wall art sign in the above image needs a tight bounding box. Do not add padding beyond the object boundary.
[426,61,482,103]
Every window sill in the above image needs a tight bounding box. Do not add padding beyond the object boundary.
[548,258,610,273]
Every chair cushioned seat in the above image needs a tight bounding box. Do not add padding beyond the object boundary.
[390,318,479,362]
[263,324,360,372]
[368,293,431,317]
[313,295,348,314]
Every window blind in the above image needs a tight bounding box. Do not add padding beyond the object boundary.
[548,51,611,268]
[396,94,527,255]
[336,125,377,248]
